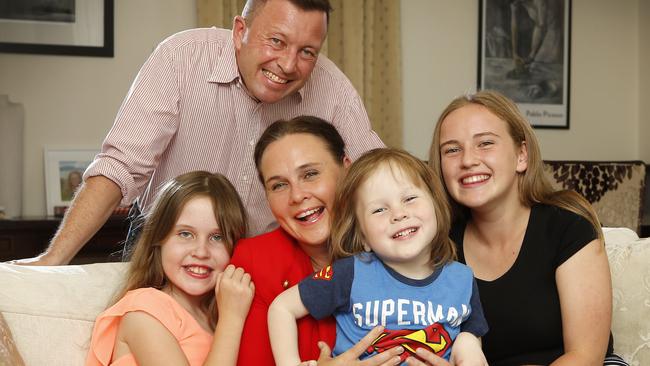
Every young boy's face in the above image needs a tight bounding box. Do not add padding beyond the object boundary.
[355,164,437,278]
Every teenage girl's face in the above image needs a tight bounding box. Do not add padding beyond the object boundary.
[438,104,528,213]
[260,133,349,249]
[355,164,437,278]
[160,196,230,303]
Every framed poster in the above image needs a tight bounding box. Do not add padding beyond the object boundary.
[44,148,97,216]
[478,0,571,128]
[0,0,113,57]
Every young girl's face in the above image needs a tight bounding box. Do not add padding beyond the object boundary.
[160,195,231,301]
[355,164,438,277]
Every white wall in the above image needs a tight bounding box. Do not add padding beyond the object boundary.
[402,0,642,161]
[0,0,196,216]
[0,0,646,216]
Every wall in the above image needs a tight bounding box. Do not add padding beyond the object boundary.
[402,0,642,161]
[0,0,196,216]
[641,1,650,163]
[0,1,646,216]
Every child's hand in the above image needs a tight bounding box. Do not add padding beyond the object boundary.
[215,264,255,320]
[404,349,450,366]
[448,332,488,366]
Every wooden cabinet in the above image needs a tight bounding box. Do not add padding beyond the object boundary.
[0,216,129,264]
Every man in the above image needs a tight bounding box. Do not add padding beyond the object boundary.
[19,0,383,265]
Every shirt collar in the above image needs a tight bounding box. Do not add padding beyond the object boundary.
[207,31,240,85]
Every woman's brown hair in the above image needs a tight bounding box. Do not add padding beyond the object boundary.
[330,148,456,268]
[254,115,347,182]
[115,171,247,329]
[428,90,602,240]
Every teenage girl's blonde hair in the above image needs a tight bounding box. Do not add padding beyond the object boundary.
[330,148,456,268]
[428,90,602,240]
[115,171,247,329]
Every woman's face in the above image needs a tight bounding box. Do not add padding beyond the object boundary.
[438,104,527,212]
[259,133,349,248]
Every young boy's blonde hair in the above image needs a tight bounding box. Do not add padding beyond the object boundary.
[330,148,456,268]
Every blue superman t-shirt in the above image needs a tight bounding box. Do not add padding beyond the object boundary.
[299,253,487,362]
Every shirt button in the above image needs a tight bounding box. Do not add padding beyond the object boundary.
[249,139,255,146]
[242,175,248,181]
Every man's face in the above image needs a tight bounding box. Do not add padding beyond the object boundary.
[233,0,327,104]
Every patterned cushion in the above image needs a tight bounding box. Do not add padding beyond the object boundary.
[543,161,646,233]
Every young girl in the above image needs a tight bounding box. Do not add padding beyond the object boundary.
[268,148,488,365]
[86,171,254,366]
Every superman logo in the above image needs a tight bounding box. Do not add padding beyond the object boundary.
[312,265,333,281]
[367,323,451,362]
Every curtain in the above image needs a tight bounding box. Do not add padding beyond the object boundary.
[197,0,402,147]
[197,0,245,29]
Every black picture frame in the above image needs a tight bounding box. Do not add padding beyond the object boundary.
[478,0,571,129]
[0,0,113,57]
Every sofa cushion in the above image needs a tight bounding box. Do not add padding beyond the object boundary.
[543,161,646,233]
[0,262,127,366]
[603,227,650,365]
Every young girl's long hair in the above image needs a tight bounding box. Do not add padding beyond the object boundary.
[428,90,602,240]
[330,148,456,268]
[115,171,247,328]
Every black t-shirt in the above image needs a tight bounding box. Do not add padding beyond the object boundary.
[451,204,613,366]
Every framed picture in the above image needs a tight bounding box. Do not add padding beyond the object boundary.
[44,148,97,216]
[478,0,571,128]
[0,0,113,57]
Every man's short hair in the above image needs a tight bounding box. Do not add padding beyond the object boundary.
[242,0,332,24]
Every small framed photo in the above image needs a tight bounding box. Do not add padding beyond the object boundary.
[44,148,97,216]
[478,0,571,128]
[0,0,113,57]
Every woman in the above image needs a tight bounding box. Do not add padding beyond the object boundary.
[427,90,627,365]
[230,116,404,366]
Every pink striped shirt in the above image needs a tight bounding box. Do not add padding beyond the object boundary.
[84,27,384,236]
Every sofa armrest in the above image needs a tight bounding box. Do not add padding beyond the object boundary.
[603,228,650,364]
[0,262,128,366]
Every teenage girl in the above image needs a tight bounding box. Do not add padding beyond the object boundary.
[86,171,254,366]
[268,148,488,366]
[429,90,626,365]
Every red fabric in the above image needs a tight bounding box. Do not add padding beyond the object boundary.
[231,228,336,366]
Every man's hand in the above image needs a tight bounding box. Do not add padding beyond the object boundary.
[9,176,123,266]
[6,253,60,266]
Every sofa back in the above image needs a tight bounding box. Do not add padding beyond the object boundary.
[1,229,649,365]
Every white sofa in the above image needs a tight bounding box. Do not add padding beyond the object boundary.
[1,228,649,366]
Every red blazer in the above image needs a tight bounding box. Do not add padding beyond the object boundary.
[231,228,336,366]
